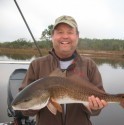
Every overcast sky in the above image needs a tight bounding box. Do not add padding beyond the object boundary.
[0,0,124,42]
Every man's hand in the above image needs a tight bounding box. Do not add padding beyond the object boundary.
[87,95,108,112]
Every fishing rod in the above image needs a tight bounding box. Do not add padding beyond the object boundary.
[13,0,42,56]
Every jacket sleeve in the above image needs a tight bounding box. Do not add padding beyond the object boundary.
[87,58,104,116]
[19,62,35,91]
[87,59,105,92]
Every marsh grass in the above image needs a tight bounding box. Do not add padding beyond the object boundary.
[0,48,49,57]
[0,48,124,59]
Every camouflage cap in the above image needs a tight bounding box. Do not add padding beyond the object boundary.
[53,15,78,30]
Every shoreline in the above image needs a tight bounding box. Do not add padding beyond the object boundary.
[0,48,124,59]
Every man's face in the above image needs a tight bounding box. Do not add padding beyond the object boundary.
[52,23,79,58]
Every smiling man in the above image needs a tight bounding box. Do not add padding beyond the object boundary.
[51,16,79,59]
[19,15,107,125]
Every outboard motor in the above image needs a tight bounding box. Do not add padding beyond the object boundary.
[7,68,35,125]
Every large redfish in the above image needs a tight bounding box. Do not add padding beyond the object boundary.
[11,70,124,115]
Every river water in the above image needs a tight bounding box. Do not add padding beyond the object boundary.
[0,55,124,125]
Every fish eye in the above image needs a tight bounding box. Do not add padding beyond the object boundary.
[24,98,31,102]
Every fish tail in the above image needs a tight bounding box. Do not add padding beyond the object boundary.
[120,94,124,108]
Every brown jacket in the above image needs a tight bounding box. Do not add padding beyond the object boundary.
[19,50,104,125]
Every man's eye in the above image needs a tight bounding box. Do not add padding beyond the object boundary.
[59,32,63,33]
[68,32,74,34]
[57,31,63,34]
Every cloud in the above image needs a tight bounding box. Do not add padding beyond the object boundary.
[0,0,124,42]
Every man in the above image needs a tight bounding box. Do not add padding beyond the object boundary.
[19,15,107,125]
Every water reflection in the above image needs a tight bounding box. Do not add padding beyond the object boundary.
[0,55,36,62]
[1,54,124,68]
[0,54,37,61]
[98,63,124,93]
[93,58,124,69]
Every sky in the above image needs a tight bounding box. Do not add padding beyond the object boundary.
[0,0,124,42]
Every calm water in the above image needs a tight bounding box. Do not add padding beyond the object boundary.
[0,55,124,125]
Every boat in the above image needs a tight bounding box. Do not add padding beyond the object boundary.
[0,68,35,125]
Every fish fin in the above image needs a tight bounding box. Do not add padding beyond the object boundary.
[49,68,66,77]
[51,98,62,113]
[47,97,62,115]
[47,102,57,115]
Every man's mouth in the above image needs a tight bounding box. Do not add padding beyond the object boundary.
[60,41,70,44]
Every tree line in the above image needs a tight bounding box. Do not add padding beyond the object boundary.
[0,38,124,51]
[0,24,124,51]
[78,38,124,51]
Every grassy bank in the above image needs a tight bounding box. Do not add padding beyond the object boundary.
[79,50,124,59]
[0,48,49,56]
[0,48,124,59]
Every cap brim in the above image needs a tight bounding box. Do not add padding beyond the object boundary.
[53,21,76,30]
